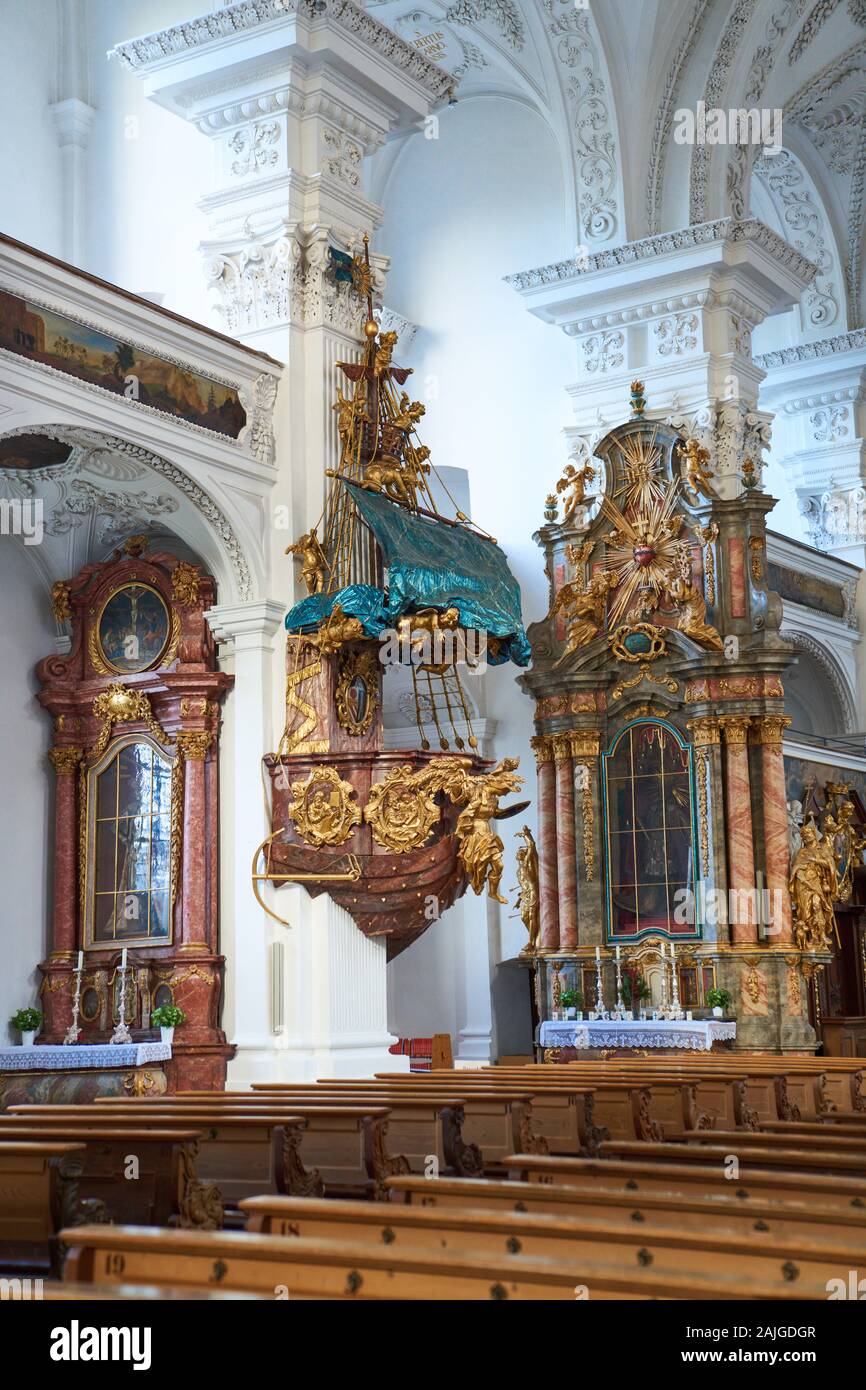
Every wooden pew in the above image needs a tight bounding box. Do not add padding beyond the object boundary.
[599,1137,866,1178]
[682,1127,866,1158]
[237,1191,860,1294]
[38,1282,268,1301]
[385,1173,866,1245]
[8,1105,323,1205]
[250,1083,536,1168]
[100,1089,483,1178]
[59,1222,831,1301]
[0,1140,86,1274]
[371,1072,658,1143]
[504,1153,866,1210]
[0,1121,214,1229]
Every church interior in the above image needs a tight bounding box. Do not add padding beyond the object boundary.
[2,0,866,1328]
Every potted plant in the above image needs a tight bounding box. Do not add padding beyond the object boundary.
[559,988,583,1020]
[11,1007,42,1047]
[706,987,731,1019]
[150,1004,186,1045]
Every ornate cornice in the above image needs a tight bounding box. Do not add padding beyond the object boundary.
[754,328,866,369]
[505,218,818,293]
[111,0,455,103]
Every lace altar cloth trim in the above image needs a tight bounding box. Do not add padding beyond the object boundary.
[0,1043,171,1071]
[538,1020,736,1051]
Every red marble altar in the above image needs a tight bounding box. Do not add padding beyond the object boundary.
[35,540,234,1090]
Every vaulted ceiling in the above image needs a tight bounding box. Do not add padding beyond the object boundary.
[368,0,866,328]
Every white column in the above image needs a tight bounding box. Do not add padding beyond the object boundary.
[49,97,96,268]
[280,891,410,1080]
[206,598,286,1088]
[454,893,494,1065]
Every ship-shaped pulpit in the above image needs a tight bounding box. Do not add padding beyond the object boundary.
[256,241,530,959]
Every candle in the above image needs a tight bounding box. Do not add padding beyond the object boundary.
[121,947,127,970]
[77,950,83,971]
[595,946,601,962]
[615,945,621,961]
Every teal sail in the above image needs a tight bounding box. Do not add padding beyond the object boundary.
[284,484,531,667]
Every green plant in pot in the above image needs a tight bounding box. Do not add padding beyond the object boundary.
[11,1007,43,1047]
[559,988,583,1020]
[621,975,651,1013]
[705,987,731,1019]
[150,1004,186,1045]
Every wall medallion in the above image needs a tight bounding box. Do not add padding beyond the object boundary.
[364,764,441,853]
[287,765,361,846]
[335,648,379,736]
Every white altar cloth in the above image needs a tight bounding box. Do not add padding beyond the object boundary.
[0,1043,171,1072]
[538,1019,736,1052]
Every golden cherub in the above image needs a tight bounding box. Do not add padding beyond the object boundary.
[303,605,366,656]
[556,459,596,522]
[677,437,714,500]
[374,331,399,376]
[362,455,414,505]
[392,392,426,432]
[285,526,328,595]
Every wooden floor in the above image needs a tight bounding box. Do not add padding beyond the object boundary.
[2,1053,864,1301]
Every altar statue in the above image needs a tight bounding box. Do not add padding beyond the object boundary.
[552,569,617,663]
[514,825,540,954]
[789,822,840,952]
[455,757,524,904]
[670,546,723,651]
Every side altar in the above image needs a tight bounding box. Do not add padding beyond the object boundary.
[0,1043,171,1110]
[516,383,829,1054]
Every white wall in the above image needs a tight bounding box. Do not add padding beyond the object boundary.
[377,93,573,995]
[0,543,56,1042]
[0,0,63,256]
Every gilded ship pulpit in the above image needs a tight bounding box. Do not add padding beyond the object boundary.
[255,243,529,970]
[30,538,235,1097]
[519,386,825,1055]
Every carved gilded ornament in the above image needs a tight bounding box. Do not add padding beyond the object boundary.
[287,765,362,847]
[693,522,718,605]
[453,758,523,904]
[122,535,150,558]
[363,764,441,853]
[612,663,679,701]
[575,766,595,882]
[750,715,791,747]
[49,747,83,776]
[335,647,379,737]
[789,822,840,953]
[51,580,72,623]
[176,730,214,761]
[609,622,667,664]
[686,716,721,747]
[719,715,751,746]
[171,561,201,606]
[570,732,601,759]
[90,684,171,759]
[748,535,764,583]
[531,735,556,765]
[676,437,715,500]
[693,746,711,878]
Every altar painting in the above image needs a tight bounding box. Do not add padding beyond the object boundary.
[602,719,700,940]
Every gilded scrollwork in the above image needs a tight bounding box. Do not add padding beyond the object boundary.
[90,683,171,759]
[171,561,201,606]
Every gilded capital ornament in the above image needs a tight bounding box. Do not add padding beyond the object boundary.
[551,734,573,763]
[49,747,83,776]
[718,715,752,745]
[750,715,791,746]
[531,735,555,765]
[570,731,601,759]
[176,730,214,761]
[686,716,721,747]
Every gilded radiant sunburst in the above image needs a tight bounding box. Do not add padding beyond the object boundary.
[601,476,684,627]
